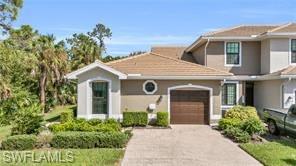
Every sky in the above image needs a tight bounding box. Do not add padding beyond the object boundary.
[13,0,296,56]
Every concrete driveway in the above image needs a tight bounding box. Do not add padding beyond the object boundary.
[121,125,261,166]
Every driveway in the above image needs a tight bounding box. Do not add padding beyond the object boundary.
[121,125,261,166]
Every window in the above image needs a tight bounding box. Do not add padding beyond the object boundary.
[143,80,157,94]
[92,82,108,114]
[225,42,241,66]
[222,83,237,106]
[291,39,296,64]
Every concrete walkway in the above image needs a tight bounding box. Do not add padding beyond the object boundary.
[121,125,261,166]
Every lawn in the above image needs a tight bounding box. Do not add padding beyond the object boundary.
[240,139,296,166]
[44,105,76,122]
[0,148,124,166]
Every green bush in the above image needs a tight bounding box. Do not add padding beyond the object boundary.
[60,111,74,123]
[218,118,241,130]
[49,118,121,133]
[156,112,169,127]
[51,132,129,149]
[241,117,266,135]
[1,135,37,150]
[87,119,102,126]
[122,112,148,127]
[11,104,43,135]
[224,127,250,143]
[225,105,259,121]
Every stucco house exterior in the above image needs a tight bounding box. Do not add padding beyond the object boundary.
[66,23,296,125]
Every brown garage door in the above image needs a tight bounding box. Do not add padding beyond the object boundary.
[170,90,209,124]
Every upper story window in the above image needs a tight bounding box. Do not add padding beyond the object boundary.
[291,39,296,64]
[225,42,241,66]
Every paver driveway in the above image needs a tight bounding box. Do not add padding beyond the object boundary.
[121,125,261,166]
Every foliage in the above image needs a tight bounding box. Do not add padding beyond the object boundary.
[87,118,103,126]
[156,112,169,127]
[129,51,146,56]
[122,112,148,127]
[225,105,259,121]
[241,117,266,135]
[102,55,126,63]
[50,131,129,149]
[218,118,241,130]
[35,130,53,148]
[1,134,37,150]
[240,139,296,166]
[87,23,112,55]
[11,104,43,135]
[48,118,121,133]
[60,111,74,123]
[0,0,23,32]
[224,127,251,143]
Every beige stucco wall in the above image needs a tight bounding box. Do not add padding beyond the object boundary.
[254,80,283,113]
[77,67,121,118]
[192,41,261,75]
[270,38,290,73]
[192,43,206,65]
[260,39,271,74]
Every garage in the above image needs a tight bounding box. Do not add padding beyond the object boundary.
[170,90,209,124]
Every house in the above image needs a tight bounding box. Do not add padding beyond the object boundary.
[66,23,296,125]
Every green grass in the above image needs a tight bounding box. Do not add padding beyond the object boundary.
[240,139,296,166]
[0,148,124,166]
[0,125,11,140]
[44,105,76,122]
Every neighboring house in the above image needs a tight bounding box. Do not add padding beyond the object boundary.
[66,23,296,125]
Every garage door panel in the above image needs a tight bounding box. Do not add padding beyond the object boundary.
[170,90,209,124]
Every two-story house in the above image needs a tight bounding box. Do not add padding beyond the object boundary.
[66,23,296,125]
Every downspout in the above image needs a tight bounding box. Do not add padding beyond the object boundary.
[204,38,210,66]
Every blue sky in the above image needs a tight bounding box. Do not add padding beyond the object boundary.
[14,0,296,56]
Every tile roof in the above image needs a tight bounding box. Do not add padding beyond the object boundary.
[106,52,232,76]
[204,25,278,37]
[266,66,296,77]
[269,23,296,33]
[151,46,196,63]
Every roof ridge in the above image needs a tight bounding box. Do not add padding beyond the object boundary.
[203,25,245,37]
[150,52,233,75]
[268,23,292,33]
[106,52,150,65]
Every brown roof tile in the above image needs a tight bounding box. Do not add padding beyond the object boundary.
[151,46,196,63]
[204,25,278,37]
[270,23,296,33]
[266,66,296,77]
[106,52,232,76]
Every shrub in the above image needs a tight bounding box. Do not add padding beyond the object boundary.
[48,119,121,133]
[156,112,169,127]
[218,118,241,130]
[241,117,266,135]
[50,132,129,149]
[224,127,250,143]
[35,130,53,148]
[122,112,148,127]
[1,135,37,150]
[87,119,102,126]
[60,111,74,123]
[11,104,43,135]
[225,106,259,121]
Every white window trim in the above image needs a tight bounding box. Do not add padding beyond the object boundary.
[221,81,239,109]
[224,41,242,67]
[289,38,296,65]
[85,77,112,119]
[143,80,158,95]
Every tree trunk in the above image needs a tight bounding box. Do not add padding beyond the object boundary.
[39,65,47,113]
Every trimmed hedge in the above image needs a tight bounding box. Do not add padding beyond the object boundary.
[156,112,169,127]
[1,135,37,150]
[122,112,148,127]
[50,132,129,149]
[48,118,121,133]
[218,118,241,130]
[225,106,258,120]
[60,111,74,123]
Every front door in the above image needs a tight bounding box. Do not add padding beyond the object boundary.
[92,82,108,114]
[245,82,254,106]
